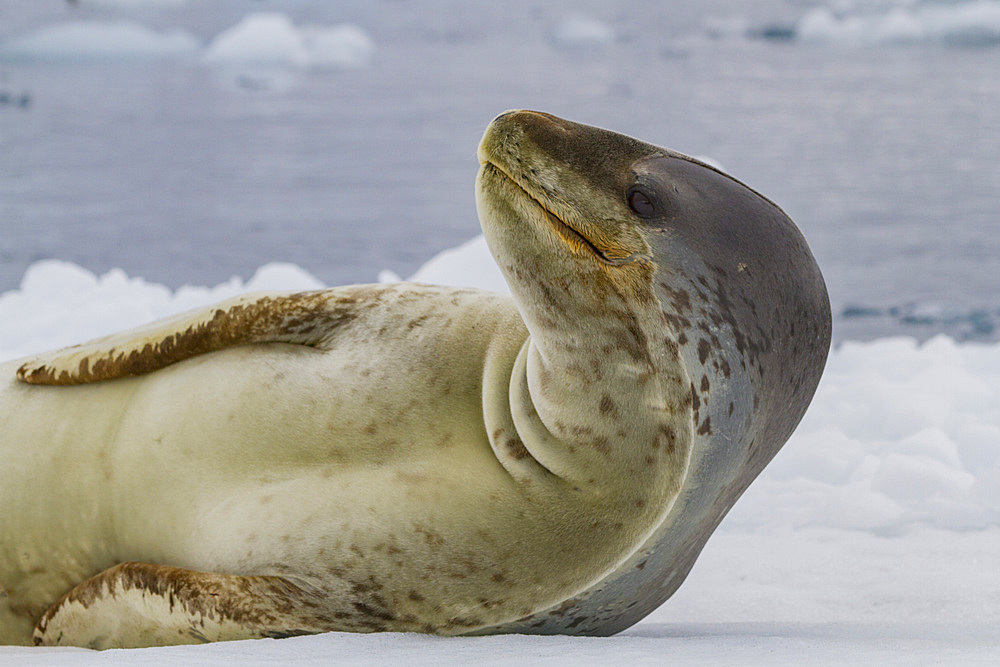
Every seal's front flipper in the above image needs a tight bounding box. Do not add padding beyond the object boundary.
[33,562,333,649]
[16,287,377,385]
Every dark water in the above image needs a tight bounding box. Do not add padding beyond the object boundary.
[1,0,999,342]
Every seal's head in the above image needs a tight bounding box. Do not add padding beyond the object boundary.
[477,110,660,317]
[476,110,831,634]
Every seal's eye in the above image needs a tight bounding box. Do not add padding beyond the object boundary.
[627,187,656,218]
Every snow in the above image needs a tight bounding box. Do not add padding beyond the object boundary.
[730,335,1000,533]
[2,236,999,662]
[797,1,1000,46]
[378,234,508,293]
[203,13,373,69]
[0,21,199,61]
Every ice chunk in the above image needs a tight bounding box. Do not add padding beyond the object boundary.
[550,14,616,49]
[203,13,375,69]
[0,20,199,61]
[83,0,189,7]
[378,269,403,284]
[203,13,310,67]
[83,0,188,10]
[301,24,375,68]
[406,235,509,293]
[797,1,1000,47]
[870,453,975,505]
[246,262,326,292]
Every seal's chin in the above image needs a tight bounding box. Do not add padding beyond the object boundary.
[478,161,649,267]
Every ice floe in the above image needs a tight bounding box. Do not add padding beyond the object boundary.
[203,12,374,69]
[0,20,199,61]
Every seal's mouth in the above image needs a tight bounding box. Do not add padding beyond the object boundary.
[480,161,648,267]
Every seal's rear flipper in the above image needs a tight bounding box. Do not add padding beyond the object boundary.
[33,562,333,649]
[16,287,378,385]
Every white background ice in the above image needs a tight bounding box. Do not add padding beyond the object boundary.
[797,0,1000,45]
[202,13,374,69]
[0,21,199,60]
[0,11,374,68]
[549,14,616,49]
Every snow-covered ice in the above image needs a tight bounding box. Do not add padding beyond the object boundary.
[203,13,374,69]
[203,13,311,68]
[379,235,508,294]
[299,24,376,69]
[2,235,998,662]
[549,14,616,49]
[0,12,373,69]
[796,0,1000,46]
[0,21,199,61]
[81,0,189,7]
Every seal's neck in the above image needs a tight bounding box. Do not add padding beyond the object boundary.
[484,286,693,509]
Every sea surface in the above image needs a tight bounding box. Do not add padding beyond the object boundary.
[1,0,999,343]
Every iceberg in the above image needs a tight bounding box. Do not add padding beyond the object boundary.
[203,12,374,69]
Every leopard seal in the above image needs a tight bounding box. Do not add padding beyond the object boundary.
[0,111,830,649]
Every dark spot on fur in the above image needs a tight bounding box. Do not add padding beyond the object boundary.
[353,601,395,623]
[505,435,530,460]
[697,339,711,364]
[406,314,431,331]
[414,525,445,547]
[654,424,676,454]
